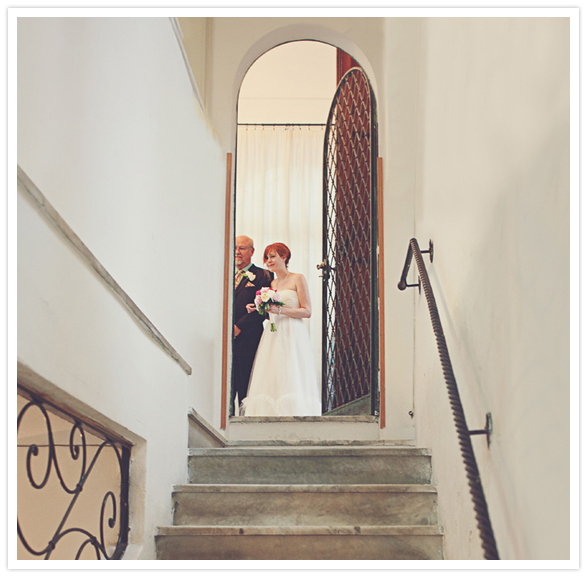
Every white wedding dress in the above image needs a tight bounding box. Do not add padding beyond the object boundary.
[242,289,322,417]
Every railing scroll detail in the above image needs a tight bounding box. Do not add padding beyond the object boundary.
[17,385,131,560]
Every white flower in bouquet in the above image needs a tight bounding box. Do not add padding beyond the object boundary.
[254,287,284,332]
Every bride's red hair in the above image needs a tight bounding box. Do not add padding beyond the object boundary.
[263,243,291,267]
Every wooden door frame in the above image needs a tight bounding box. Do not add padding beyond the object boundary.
[220,153,232,430]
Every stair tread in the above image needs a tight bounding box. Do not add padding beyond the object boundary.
[227,440,413,446]
[230,416,377,423]
[173,483,437,493]
[161,420,444,560]
[189,446,431,456]
[157,525,445,536]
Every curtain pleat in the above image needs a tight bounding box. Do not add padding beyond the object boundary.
[236,125,324,371]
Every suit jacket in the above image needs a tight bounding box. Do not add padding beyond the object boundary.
[233,263,273,347]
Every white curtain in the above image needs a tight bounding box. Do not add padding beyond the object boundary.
[236,125,324,370]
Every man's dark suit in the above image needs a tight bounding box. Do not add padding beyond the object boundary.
[231,264,272,414]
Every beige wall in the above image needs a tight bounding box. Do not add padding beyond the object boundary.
[17,17,226,559]
[412,17,570,559]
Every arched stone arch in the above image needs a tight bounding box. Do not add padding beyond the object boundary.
[230,23,380,142]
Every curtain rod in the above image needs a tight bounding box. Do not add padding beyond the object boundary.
[237,123,326,126]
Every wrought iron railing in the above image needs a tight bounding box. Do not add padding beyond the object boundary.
[398,238,499,560]
[17,385,131,560]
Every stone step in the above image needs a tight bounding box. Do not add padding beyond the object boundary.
[228,439,411,447]
[172,483,438,527]
[188,446,432,485]
[226,415,383,444]
[155,525,444,560]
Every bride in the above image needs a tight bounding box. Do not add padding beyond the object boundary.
[241,242,322,417]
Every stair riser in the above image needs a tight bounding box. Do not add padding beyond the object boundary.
[172,491,438,527]
[155,534,444,560]
[188,455,432,485]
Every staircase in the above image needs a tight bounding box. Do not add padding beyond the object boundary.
[155,413,444,560]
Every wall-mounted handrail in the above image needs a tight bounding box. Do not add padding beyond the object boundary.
[398,238,499,560]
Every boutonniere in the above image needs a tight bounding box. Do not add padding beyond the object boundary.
[236,269,256,288]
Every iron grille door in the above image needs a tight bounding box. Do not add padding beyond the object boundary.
[321,67,379,415]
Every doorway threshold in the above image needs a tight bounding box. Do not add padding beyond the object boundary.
[227,415,409,446]
[231,415,377,423]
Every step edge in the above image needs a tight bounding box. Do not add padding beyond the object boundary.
[227,440,415,447]
[229,416,378,423]
[188,447,432,456]
[172,484,438,494]
[156,525,445,536]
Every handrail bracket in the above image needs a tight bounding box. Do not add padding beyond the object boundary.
[422,240,434,262]
[404,278,421,294]
[397,239,434,292]
[468,412,493,448]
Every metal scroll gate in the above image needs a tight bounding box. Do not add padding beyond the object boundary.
[321,67,379,415]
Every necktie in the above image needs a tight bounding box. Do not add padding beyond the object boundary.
[235,270,243,289]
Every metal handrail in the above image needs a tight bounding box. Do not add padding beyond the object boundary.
[398,238,499,560]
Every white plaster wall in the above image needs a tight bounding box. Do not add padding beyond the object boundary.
[412,17,570,559]
[207,17,417,442]
[17,17,226,559]
[380,18,423,441]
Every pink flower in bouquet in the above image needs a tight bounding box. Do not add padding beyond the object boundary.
[254,287,284,331]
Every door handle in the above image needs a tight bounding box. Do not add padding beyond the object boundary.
[317,260,333,280]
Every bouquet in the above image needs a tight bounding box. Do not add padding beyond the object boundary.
[254,287,284,332]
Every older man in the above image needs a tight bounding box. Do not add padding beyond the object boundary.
[231,235,272,415]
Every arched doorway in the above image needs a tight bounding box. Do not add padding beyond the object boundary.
[233,41,379,418]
